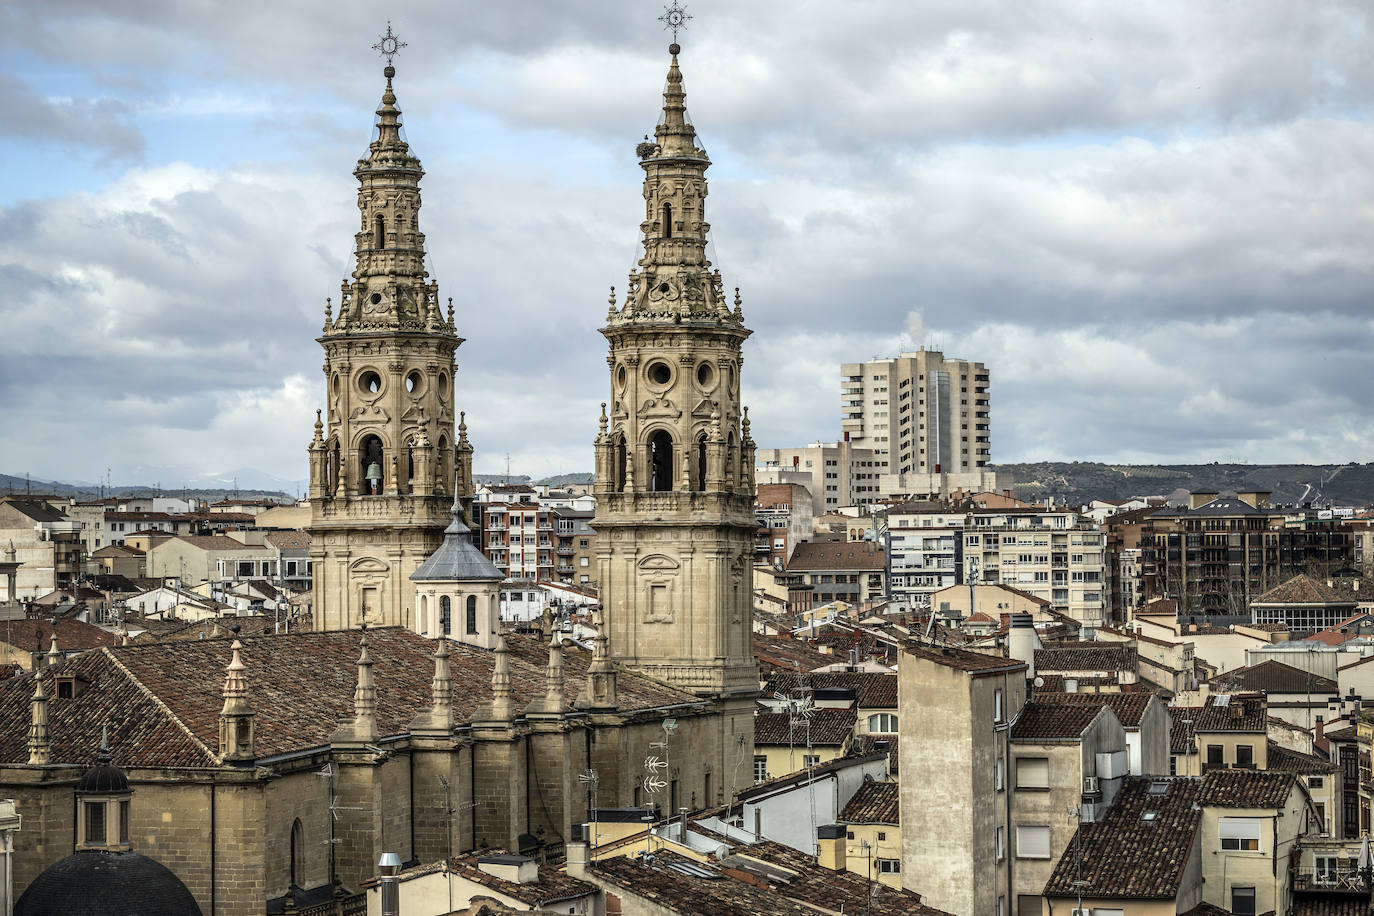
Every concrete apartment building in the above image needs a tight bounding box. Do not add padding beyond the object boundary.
[755,440,883,512]
[841,351,1011,500]
[754,482,814,568]
[784,540,886,607]
[552,507,596,586]
[886,505,969,603]
[0,497,85,598]
[842,350,991,473]
[1008,700,1129,913]
[898,642,1028,916]
[1139,492,1354,616]
[963,507,1109,629]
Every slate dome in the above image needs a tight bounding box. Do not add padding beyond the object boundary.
[15,850,202,916]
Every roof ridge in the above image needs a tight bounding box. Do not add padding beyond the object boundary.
[102,647,221,766]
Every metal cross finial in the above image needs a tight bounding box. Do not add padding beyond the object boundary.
[658,1,692,43]
[372,21,407,66]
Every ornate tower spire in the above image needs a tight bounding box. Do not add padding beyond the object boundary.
[575,609,618,711]
[308,26,472,632]
[525,628,566,718]
[474,634,515,725]
[28,674,51,765]
[219,631,255,764]
[593,35,757,702]
[411,637,454,736]
[332,628,379,744]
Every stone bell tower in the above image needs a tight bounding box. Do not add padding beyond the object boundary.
[307,36,473,631]
[593,41,758,702]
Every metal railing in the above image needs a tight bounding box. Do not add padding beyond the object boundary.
[1294,865,1370,892]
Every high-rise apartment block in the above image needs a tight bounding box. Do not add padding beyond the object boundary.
[842,351,991,475]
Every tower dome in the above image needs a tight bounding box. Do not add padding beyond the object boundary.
[15,852,203,916]
[16,734,202,916]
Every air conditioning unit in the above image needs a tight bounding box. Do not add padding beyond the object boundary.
[1082,776,1100,796]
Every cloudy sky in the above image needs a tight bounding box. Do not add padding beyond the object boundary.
[2,1,1371,491]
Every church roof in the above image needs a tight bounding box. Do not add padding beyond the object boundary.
[0,628,701,769]
[411,508,503,582]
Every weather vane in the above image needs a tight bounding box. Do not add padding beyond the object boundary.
[658,1,692,43]
[372,21,407,66]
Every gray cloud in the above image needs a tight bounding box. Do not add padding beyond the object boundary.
[0,1,1371,484]
[0,74,144,161]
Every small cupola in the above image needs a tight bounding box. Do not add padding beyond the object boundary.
[75,730,133,852]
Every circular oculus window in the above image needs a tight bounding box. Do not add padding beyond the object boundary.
[647,361,672,386]
[358,370,383,395]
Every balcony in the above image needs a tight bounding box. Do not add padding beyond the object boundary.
[1294,865,1369,893]
[557,565,575,574]
[557,546,575,556]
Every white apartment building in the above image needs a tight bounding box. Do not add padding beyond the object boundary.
[886,506,971,604]
[755,441,884,512]
[962,508,1107,629]
[842,351,991,476]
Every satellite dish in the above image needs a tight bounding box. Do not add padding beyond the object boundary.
[1034,676,1044,688]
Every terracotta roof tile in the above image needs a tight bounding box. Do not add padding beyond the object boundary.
[839,778,898,825]
[0,628,700,768]
[902,643,1026,676]
[1036,642,1137,673]
[1191,695,1267,733]
[1210,660,1336,695]
[1254,574,1354,605]
[752,635,833,676]
[1265,742,1337,775]
[785,542,885,572]
[425,851,597,908]
[1032,691,1154,728]
[1010,702,1108,741]
[1044,776,1201,899]
[736,841,948,914]
[1198,769,1297,808]
[1292,899,1372,916]
[0,618,122,654]
[1170,707,1201,754]
[590,850,818,916]
[764,671,897,709]
[754,708,855,746]
[263,530,311,549]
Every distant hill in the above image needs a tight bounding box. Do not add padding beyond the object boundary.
[0,472,293,503]
[534,473,593,487]
[473,473,532,486]
[997,462,1374,508]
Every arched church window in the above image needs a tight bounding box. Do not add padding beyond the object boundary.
[374,214,386,249]
[696,434,707,491]
[466,595,477,635]
[613,433,626,492]
[440,595,451,635]
[419,594,428,635]
[649,430,674,492]
[406,438,415,490]
[360,436,385,495]
[662,203,673,239]
[437,435,450,494]
[290,819,304,888]
[727,431,737,484]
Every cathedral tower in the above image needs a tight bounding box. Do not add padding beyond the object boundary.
[308,38,471,631]
[593,41,758,701]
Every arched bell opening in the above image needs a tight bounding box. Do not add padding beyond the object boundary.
[649,430,675,492]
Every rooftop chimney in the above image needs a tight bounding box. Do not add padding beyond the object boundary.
[1007,613,1040,680]
[815,824,846,872]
